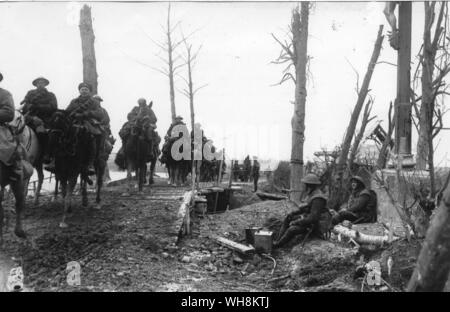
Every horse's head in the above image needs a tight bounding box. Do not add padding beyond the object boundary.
[49,109,70,131]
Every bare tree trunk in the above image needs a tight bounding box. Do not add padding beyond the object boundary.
[416,2,446,170]
[348,99,374,169]
[290,3,309,204]
[407,172,450,291]
[337,25,384,170]
[186,44,196,195]
[79,5,98,94]
[167,5,177,123]
[328,26,384,209]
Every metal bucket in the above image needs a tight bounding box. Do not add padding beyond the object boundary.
[245,227,261,245]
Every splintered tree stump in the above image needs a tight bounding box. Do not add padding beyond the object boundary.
[79,5,98,94]
[333,225,399,245]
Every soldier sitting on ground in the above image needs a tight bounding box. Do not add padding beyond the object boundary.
[331,175,377,225]
[273,173,331,248]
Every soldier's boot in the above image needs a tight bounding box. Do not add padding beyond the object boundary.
[273,226,303,249]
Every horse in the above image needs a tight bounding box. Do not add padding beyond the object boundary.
[147,146,160,185]
[14,111,48,206]
[0,111,37,245]
[123,118,153,194]
[160,139,190,186]
[49,110,107,228]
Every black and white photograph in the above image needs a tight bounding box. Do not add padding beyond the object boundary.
[1,0,450,297]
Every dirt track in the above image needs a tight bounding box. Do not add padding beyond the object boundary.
[0,177,421,292]
[1,177,278,291]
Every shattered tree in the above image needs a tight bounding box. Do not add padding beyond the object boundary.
[79,5,98,94]
[151,4,185,123]
[179,35,206,192]
[329,25,384,209]
[415,2,448,173]
[407,172,450,291]
[272,3,310,204]
[348,98,375,169]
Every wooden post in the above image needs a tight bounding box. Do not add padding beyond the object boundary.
[395,1,412,155]
[79,5,98,94]
[215,149,224,187]
[228,160,233,188]
[213,149,225,213]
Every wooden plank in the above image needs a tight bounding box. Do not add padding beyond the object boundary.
[173,191,194,243]
[212,236,255,255]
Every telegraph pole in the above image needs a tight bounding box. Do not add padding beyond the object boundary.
[395,1,413,162]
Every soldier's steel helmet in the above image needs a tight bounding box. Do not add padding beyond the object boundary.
[138,98,146,104]
[350,175,366,187]
[301,173,321,185]
[175,115,183,120]
[33,77,50,87]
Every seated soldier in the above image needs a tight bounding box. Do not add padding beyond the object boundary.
[64,82,104,175]
[20,77,58,164]
[273,173,330,248]
[332,176,376,225]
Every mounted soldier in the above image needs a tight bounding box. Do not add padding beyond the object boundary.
[119,98,159,163]
[0,72,27,243]
[20,77,57,166]
[161,115,189,185]
[93,95,115,157]
[331,175,377,225]
[166,115,185,139]
[273,173,331,248]
[65,82,104,175]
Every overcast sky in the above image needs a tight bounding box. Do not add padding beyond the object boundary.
[1,1,449,165]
